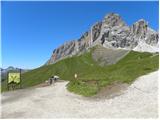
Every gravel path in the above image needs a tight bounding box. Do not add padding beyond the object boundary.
[1,71,158,118]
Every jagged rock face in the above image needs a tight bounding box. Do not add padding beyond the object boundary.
[92,22,102,42]
[130,19,148,38]
[146,32,159,46]
[101,16,158,50]
[77,31,90,52]
[47,13,159,65]
[101,25,131,48]
[47,41,76,64]
[47,31,91,64]
[103,13,126,27]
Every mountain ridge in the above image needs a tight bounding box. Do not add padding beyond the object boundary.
[47,13,159,65]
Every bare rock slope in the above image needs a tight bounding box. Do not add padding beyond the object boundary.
[92,45,129,66]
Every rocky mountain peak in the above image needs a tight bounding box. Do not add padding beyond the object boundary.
[103,13,126,27]
[46,13,159,65]
[130,19,148,38]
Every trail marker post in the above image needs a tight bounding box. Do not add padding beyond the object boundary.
[74,73,77,80]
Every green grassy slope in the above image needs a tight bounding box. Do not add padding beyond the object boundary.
[1,47,159,96]
[67,50,159,96]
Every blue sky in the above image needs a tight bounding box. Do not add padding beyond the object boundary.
[1,1,159,69]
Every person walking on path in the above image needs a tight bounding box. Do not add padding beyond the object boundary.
[49,76,54,85]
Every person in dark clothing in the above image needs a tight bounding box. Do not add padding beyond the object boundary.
[49,76,54,85]
[49,77,52,85]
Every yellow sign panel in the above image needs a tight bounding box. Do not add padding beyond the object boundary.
[8,73,21,84]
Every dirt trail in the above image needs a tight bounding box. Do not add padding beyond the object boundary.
[1,71,158,118]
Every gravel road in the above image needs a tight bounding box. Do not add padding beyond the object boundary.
[1,71,158,118]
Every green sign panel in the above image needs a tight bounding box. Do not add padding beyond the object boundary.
[8,72,21,84]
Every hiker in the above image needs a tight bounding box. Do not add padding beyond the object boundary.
[49,76,54,85]
[54,75,59,82]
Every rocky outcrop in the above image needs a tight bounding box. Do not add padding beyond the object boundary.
[100,15,158,50]
[92,22,102,42]
[92,45,129,66]
[103,13,126,27]
[46,13,159,65]
[47,31,91,64]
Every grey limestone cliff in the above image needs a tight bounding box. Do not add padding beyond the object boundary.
[47,13,159,65]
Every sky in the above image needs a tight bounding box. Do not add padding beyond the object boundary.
[1,1,159,69]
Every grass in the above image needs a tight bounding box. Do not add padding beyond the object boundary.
[1,46,159,96]
[67,50,159,96]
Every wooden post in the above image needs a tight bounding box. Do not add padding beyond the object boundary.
[7,71,9,90]
[20,69,22,89]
